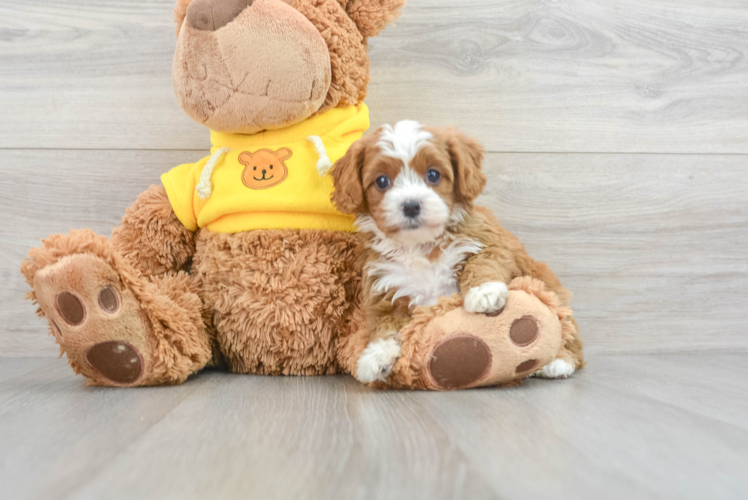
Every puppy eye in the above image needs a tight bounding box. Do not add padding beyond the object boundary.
[426,168,441,185]
[375,175,391,191]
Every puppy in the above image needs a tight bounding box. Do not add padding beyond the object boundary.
[331,121,584,383]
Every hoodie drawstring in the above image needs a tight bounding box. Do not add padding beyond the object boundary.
[195,147,232,199]
[307,135,333,176]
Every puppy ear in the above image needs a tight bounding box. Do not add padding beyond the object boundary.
[345,0,406,38]
[173,0,194,36]
[331,140,367,214]
[445,129,486,204]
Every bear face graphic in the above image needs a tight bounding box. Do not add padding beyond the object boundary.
[240,148,292,190]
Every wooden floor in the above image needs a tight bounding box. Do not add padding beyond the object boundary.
[1,353,746,500]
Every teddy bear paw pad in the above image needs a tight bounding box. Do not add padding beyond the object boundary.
[32,254,151,385]
[56,292,86,326]
[509,316,539,346]
[86,341,143,384]
[515,359,538,374]
[428,335,492,390]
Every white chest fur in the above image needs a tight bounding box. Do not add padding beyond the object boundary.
[366,239,483,307]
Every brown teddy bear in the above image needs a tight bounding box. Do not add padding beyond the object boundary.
[21,0,582,389]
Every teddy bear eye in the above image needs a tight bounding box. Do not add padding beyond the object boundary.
[253,166,257,170]
[270,165,273,170]
[426,168,441,185]
[375,175,391,191]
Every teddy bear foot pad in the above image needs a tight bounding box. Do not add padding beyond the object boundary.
[420,290,563,390]
[33,254,151,386]
[428,335,492,389]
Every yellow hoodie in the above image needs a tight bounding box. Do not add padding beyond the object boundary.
[162,104,369,234]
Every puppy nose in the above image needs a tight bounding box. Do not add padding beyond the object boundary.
[187,0,255,31]
[402,200,421,219]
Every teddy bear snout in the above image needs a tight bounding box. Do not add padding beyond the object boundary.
[187,0,255,32]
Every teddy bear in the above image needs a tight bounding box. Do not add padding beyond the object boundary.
[21,0,582,389]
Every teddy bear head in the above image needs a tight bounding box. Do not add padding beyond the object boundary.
[172,0,405,134]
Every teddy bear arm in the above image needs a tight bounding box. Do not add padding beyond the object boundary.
[111,184,196,279]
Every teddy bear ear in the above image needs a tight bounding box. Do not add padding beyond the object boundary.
[345,0,407,38]
[173,0,194,36]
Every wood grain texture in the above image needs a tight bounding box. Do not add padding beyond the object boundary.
[68,374,496,500]
[480,152,748,353]
[0,357,57,383]
[0,354,746,500]
[2,149,746,356]
[2,0,748,152]
[419,354,748,500]
[0,358,201,500]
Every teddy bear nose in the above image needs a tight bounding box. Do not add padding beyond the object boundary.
[187,0,256,31]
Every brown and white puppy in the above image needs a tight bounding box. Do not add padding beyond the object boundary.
[331,121,584,383]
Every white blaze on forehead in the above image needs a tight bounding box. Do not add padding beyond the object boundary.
[377,120,433,166]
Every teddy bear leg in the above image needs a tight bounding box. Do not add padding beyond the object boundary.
[532,315,585,379]
[21,231,211,386]
[388,278,569,390]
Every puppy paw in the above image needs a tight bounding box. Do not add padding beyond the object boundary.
[356,337,402,383]
[531,358,576,379]
[464,282,508,315]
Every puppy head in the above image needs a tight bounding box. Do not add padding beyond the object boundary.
[331,121,486,245]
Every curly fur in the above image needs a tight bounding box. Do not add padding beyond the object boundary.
[344,0,406,38]
[111,185,196,278]
[195,229,364,375]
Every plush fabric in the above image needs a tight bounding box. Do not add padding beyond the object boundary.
[110,184,196,278]
[21,230,213,386]
[172,0,396,134]
[162,104,369,233]
[384,278,570,390]
[195,229,364,375]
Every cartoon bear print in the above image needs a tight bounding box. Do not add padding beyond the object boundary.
[240,148,292,190]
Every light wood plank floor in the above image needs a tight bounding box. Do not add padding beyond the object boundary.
[1,354,746,500]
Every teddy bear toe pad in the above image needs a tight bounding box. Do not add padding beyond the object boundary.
[428,335,492,389]
[34,254,151,386]
[510,317,539,346]
[86,341,144,384]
